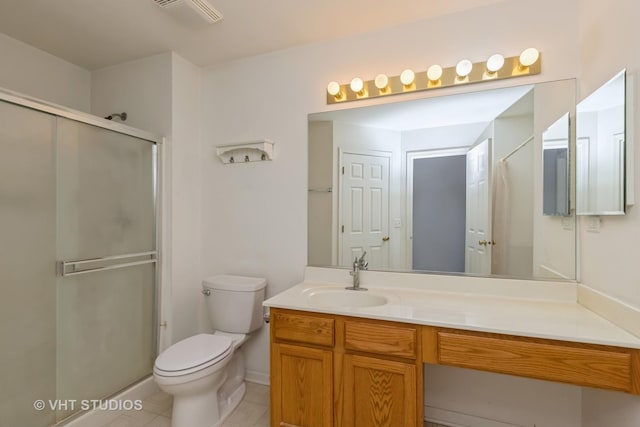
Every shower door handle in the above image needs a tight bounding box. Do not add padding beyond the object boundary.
[58,251,157,277]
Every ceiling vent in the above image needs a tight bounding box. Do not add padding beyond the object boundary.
[153,0,223,25]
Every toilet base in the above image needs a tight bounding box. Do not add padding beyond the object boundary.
[217,382,246,426]
[169,380,246,427]
[162,347,248,427]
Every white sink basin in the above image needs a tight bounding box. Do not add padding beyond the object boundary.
[306,289,388,308]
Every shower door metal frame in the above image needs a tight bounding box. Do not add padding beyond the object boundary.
[0,86,164,365]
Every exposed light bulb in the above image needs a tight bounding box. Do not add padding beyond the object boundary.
[519,48,539,67]
[486,54,505,73]
[400,69,415,86]
[374,74,389,90]
[350,77,364,94]
[427,64,443,81]
[327,81,341,97]
[456,59,473,78]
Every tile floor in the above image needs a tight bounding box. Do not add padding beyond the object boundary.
[98,382,446,427]
[99,382,269,427]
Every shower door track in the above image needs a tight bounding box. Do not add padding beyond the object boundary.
[0,87,162,144]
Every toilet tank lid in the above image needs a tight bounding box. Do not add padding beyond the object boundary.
[202,274,267,292]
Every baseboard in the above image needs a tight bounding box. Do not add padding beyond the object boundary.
[58,376,159,427]
[245,369,270,386]
[578,284,640,338]
[424,405,524,427]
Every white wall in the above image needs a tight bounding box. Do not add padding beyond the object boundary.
[578,0,640,424]
[200,0,583,421]
[0,33,90,111]
[169,53,204,343]
[91,53,172,137]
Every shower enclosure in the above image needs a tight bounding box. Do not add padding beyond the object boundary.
[0,90,161,427]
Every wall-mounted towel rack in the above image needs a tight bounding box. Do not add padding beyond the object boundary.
[216,139,274,164]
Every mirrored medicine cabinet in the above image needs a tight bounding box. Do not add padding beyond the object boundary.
[576,69,627,215]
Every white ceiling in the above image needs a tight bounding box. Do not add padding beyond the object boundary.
[0,0,505,70]
[309,85,533,131]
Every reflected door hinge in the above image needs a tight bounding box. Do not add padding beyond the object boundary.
[341,225,344,233]
[342,166,344,174]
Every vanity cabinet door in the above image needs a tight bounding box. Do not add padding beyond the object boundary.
[271,343,333,427]
[341,354,417,427]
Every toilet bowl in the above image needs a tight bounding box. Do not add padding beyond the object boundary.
[153,275,266,427]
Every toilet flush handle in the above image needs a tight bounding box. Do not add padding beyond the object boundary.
[202,289,211,296]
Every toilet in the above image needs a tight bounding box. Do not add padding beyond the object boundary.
[153,274,266,427]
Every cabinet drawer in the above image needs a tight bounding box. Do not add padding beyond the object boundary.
[345,320,417,359]
[272,310,334,347]
[437,330,636,392]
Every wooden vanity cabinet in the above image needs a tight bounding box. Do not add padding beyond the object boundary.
[270,308,423,427]
[340,320,421,427]
[422,326,640,395]
[271,343,333,427]
[270,310,335,427]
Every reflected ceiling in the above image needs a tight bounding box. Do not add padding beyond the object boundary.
[310,85,532,131]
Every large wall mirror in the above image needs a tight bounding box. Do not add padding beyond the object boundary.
[308,79,577,281]
[576,69,626,215]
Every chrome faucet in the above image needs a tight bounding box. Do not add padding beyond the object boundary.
[346,251,368,291]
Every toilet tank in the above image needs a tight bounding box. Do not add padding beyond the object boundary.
[202,274,267,334]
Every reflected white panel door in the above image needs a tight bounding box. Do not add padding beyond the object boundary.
[340,152,390,269]
[465,139,492,275]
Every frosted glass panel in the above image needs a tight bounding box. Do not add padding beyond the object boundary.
[56,265,155,420]
[56,118,155,259]
[0,101,57,427]
[55,118,156,421]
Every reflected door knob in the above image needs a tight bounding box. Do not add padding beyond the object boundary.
[478,240,487,246]
[382,236,390,242]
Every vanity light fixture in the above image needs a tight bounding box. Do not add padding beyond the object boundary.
[350,77,365,95]
[486,54,505,73]
[374,74,390,92]
[400,69,416,86]
[327,81,342,99]
[427,64,443,82]
[519,47,540,68]
[325,47,541,104]
[455,59,473,79]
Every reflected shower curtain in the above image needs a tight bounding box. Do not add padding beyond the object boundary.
[491,160,509,275]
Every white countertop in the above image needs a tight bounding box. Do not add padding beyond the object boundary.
[263,267,640,349]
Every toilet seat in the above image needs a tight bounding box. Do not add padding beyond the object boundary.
[154,334,233,377]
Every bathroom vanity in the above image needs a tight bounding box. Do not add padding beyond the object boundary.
[264,268,640,427]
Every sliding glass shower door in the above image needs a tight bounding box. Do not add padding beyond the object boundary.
[55,117,157,421]
[0,96,159,427]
